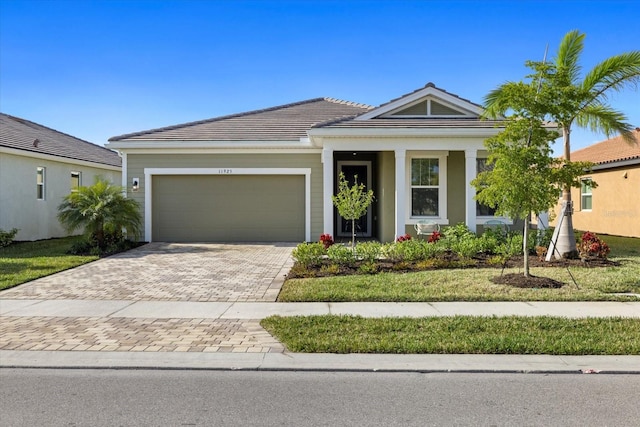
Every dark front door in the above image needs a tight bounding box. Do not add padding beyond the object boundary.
[336,161,372,238]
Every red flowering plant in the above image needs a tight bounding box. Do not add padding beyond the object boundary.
[319,234,334,250]
[578,231,610,259]
[428,231,441,243]
[396,234,412,242]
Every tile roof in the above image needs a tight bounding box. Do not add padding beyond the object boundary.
[109,98,373,142]
[1,113,121,167]
[570,128,640,165]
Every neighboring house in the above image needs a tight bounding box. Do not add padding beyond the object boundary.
[553,128,640,238]
[0,113,122,241]
[106,83,509,243]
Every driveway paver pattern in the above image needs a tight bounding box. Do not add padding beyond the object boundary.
[1,242,294,353]
[2,242,294,302]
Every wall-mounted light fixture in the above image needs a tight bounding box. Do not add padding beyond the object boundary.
[623,171,628,179]
[132,177,140,192]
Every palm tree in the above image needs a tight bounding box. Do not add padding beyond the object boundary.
[485,30,640,258]
[58,178,142,249]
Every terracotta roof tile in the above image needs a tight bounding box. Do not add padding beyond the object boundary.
[1,113,121,167]
[571,128,640,165]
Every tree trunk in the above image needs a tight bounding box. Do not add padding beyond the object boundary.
[351,218,356,252]
[554,126,578,259]
[523,216,530,277]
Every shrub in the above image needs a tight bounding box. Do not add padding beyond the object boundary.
[355,241,382,263]
[477,231,500,254]
[358,262,379,274]
[319,264,340,275]
[0,228,19,247]
[578,231,610,259]
[396,234,412,242]
[428,231,441,243]
[442,223,476,242]
[453,238,482,259]
[292,242,325,267]
[327,244,356,266]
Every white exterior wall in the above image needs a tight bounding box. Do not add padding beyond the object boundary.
[0,152,121,241]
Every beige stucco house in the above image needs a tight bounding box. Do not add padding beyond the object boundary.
[0,113,121,241]
[106,83,509,243]
[552,128,640,238]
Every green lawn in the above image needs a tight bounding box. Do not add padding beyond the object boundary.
[0,236,98,291]
[278,235,640,302]
[261,315,640,355]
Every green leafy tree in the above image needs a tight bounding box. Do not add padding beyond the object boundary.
[484,30,640,258]
[58,178,142,249]
[331,172,374,251]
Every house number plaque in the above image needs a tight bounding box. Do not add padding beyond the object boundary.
[218,169,233,174]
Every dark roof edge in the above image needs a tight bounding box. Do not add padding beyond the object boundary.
[376,82,484,110]
[1,112,119,160]
[0,144,121,167]
[591,156,640,170]
[109,97,373,141]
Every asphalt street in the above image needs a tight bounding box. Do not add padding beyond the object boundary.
[2,369,639,426]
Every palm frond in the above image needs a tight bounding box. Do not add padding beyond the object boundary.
[575,104,635,140]
[581,51,640,100]
[554,30,584,83]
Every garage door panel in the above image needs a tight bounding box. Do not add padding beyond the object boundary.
[152,175,304,242]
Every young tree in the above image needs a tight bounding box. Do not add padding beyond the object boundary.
[484,30,640,258]
[332,172,374,251]
[58,178,142,249]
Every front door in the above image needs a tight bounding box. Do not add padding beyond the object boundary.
[336,161,372,238]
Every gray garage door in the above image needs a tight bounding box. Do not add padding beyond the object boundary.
[152,175,305,242]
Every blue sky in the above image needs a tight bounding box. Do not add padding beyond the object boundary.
[1,0,638,154]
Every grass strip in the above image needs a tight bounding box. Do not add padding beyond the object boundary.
[261,315,640,355]
[0,237,98,291]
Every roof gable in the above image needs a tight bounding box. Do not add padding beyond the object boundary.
[355,83,482,121]
[0,113,121,167]
[109,98,373,142]
[571,128,640,165]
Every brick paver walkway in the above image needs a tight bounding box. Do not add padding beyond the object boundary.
[2,242,294,302]
[0,316,284,353]
[1,242,294,353]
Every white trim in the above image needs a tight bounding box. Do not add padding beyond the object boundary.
[322,148,334,239]
[107,147,322,155]
[0,146,121,172]
[405,152,448,224]
[355,86,483,120]
[143,168,312,242]
[395,149,406,239]
[120,151,127,193]
[380,97,476,118]
[107,140,316,150]
[465,149,477,233]
[309,127,501,139]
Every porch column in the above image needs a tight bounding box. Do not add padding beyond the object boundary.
[395,149,406,239]
[322,147,334,239]
[465,149,477,234]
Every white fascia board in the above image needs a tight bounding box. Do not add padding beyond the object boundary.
[308,127,502,138]
[110,147,322,155]
[106,139,314,150]
[321,139,487,152]
[355,86,484,120]
[0,146,121,172]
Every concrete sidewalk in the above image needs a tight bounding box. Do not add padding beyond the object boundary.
[2,299,639,373]
[3,300,640,319]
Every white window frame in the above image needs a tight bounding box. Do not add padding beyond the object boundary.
[406,152,448,223]
[581,178,593,211]
[71,171,81,192]
[36,167,45,200]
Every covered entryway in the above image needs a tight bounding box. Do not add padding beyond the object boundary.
[151,173,306,242]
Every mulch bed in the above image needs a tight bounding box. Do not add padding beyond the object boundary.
[289,252,619,289]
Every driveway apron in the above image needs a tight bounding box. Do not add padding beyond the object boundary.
[1,243,295,353]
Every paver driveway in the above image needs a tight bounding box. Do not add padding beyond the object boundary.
[1,243,295,353]
[2,242,295,302]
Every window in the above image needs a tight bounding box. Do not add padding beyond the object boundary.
[476,159,498,216]
[410,158,440,216]
[36,167,45,200]
[581,178,592,211]
[71,171,81,192]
